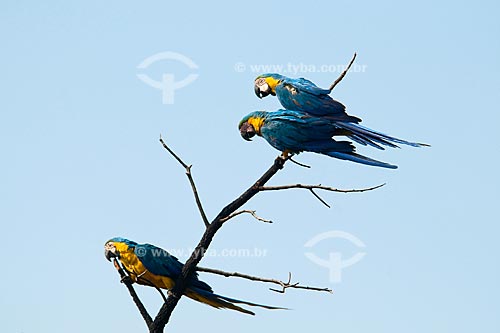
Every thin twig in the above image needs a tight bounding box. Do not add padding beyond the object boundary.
[197,267,332,294]
[159,135,210,228]
[309,188,331,208]
[328,52,357,92]
[220,209,272,223]
[289,157,311,168]
[112,259,153,328]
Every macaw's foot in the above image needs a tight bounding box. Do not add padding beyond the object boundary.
[280,150,291,159]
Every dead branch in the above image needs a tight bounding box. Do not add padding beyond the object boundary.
[149,154,288,333]
[220,209,272,223]
[259,183,385,207]
[197,267,332,294]
[259,183,385,193]
[159,135,209,228]
[328,52,357,92]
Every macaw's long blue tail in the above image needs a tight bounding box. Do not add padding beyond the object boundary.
[186,288,287,316]
[324,151,398,169]
[336,122,430,150]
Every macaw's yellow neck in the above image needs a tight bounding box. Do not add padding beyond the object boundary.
[248,116,265,135]
[264,77,281,93]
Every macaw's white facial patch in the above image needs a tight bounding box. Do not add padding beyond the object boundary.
[255,77,267,87]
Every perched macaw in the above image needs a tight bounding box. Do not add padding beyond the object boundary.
[238,110,428,169]
[105,237,284,315]
[254,73,358,119]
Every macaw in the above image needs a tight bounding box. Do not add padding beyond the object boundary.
[238,110,428,169]
[254,73,358,120]
[105,237,284,315]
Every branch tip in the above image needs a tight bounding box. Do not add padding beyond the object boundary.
[328,52,357,92]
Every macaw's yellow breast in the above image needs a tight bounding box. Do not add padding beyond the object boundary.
[247,116,265,135]
[264,77,281,93]
[114,242,144,275]
[114,242,175,290]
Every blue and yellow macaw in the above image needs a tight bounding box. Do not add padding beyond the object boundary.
[105,237,284,315]
[254,73,358,120]
[239,110,428,169]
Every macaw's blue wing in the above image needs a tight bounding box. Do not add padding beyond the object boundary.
[131,243,286,315]
[137,243,213,292]
[275,77,361,122]
[259,111,351,152]
[257,110,398,169]
[286,77,331,95]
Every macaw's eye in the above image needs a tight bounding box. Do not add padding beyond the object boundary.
[240,122,256,141]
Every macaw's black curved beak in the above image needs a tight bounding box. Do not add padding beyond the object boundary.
[254,83,272,99]
[240,122,256,141]
[105,244,120,262]
[254,84,263,99]
[105,249,115,262]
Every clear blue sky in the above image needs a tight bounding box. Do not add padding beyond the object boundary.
[1,1,499,332]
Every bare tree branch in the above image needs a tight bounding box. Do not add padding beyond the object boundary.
[159,136,210,228]
[328,52,357,92]
[112,259,153,329]
[197,267,332,294]
[258,183,384,208]
[259,183,385,193]
[221,209,272,223]
[149,154,288,333]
